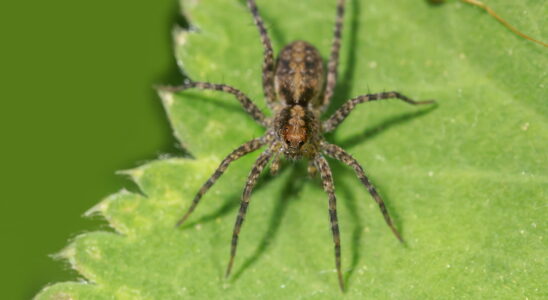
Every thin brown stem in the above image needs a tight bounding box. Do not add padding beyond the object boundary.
[462,0,547,48]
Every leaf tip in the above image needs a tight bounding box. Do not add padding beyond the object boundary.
[84,200,109,218]
[84,188,132,219]
[116,167,146,183]
[54,242,77,268]
[158,89,175,108]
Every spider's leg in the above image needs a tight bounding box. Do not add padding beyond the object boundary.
[176,137,265,227]
[320,0,346,112]
[323,91,435,132]
[247,0,276,109]
[269,152,281,176]
[307,160,318,178]
[322,143,403,242]
[226,148,273,277]
[159,82,268,127]
[314,154,345,292]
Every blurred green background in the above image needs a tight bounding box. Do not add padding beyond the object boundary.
[0,1,183,298]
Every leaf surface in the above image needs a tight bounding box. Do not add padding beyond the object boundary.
[37,0,547,299]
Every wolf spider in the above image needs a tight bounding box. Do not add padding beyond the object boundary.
[164,0,434,291]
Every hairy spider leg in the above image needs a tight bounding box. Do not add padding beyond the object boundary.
[323,91,435,132]
[176,137,266,227]
[320,0,346,112]
[226,148,274,277]
[314,154,345,291]
[322,143,403,242]
[161,82,268,127]
[247,0,276,108]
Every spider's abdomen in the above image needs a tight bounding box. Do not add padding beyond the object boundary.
[275,41,324,105]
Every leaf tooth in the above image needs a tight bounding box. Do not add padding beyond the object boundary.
[156,89,189,154]
[116,167,146,186]
[53,234,105,284]
[158,89,175,108]
[70,232,125,285]
[85,189,143,236]
[84,188,132,217]
[54,241,77,263]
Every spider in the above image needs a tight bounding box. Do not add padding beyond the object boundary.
[163,0,434,291]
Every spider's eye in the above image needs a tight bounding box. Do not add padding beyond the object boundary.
[298,141,304,147]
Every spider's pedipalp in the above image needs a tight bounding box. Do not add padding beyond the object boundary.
[226,147,273,277]
[307,160,318,178]
[314,154,345,292]
[160,82,268,127]
[247,0,276,109]
[320,0,346,111]
[269,152,281,176]
[322,143,403,242]
[176,137,266,227]
[323,91,435,132]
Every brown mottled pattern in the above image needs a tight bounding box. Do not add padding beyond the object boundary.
[169,0,435,292]
[283,105,307,148]
[273,104,321,160]
[275,41,324,105]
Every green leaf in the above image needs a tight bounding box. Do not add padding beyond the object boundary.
[36,0,546,299]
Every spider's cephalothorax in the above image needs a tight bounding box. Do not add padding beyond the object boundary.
[164,0,435,291]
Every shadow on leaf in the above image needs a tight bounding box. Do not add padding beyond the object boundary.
[231,166,306,280]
